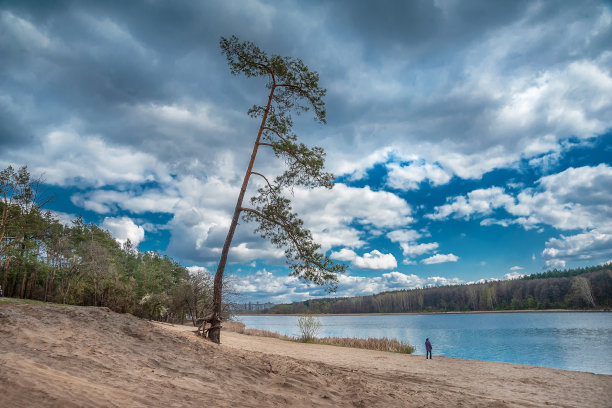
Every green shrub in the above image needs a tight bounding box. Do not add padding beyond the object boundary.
[297,315,321,342]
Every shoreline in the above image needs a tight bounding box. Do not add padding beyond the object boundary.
[2,302,611,407]
[236,308,611,317]
[175,320,608,375]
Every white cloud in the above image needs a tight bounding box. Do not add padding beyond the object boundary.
[504,271,525,280]
[232,268,469,303]
[509,266,524,271]
[186,265,210,275]
[421,253,459,265]
[47,210,76,227]
[386,161,452,191]
[428,186,514,221]
[386,228,440,264]
[230,242,285,263]
[432,165,612,230]
[293,184,414,251]
[429,165,612,266]
[329,248,358,262]
[400,242,439,258]
[71,189,181,214]
[330,249,397,270]
[7,130,171,188]
[353,250,397,270]
[544,259,566,269]
[101,216,145,246]
[333,147,395,181]
[237,264,559,302]
[131,101,230,135]
[424,276,464,287]
[480,218,512,227]
[542,229,612,267]
[387,229,421,243]
[231,270,321,304]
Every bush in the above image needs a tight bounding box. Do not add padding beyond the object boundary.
[297,315,321,342]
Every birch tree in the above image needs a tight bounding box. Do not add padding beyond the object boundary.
[204,36,346,343]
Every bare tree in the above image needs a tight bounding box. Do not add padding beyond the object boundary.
[204,36,346,343]
[570,276,596,308]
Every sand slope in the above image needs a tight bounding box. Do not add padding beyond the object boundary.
[0,302,610,407]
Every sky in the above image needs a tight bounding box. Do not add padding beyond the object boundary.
[1,0,612,303]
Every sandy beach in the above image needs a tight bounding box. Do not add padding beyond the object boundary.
[1,302,610,407]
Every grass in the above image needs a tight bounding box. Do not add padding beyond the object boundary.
[0,297,46,306]
[222,320,415,354]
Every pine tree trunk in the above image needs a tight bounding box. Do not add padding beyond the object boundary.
[208,87,275,344]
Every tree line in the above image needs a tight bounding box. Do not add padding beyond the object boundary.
[266,264,612,314]
[0,165,228,323]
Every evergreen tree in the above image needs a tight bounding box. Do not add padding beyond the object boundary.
[206,36,346,343]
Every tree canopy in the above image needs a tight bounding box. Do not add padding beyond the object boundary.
[0,165,224,323]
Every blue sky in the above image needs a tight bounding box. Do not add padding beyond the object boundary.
[1,0,611,303]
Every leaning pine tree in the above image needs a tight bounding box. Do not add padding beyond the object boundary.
[204,36,347,343]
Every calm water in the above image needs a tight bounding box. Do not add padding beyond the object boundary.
[236,312,612,375]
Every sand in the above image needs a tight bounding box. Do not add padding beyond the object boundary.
[1,302,610,407]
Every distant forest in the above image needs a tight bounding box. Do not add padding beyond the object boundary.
[0,165,227,323]
[266,264,612,314]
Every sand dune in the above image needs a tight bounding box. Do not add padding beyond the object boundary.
[1,302,610,407]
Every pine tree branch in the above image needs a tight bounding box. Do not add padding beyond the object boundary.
[250,171,275,191]
[240,206,335,274]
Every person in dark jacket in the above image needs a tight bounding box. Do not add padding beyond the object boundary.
[425,338,432,359]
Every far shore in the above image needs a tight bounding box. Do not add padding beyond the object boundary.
[236,308,611,317]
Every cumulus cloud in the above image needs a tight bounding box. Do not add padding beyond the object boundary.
[428,187,514,221]
[387,229,422,243]
[335,272,463,296]
[431,165,612,231]
[506,266,525,279]
[323,3,612,182]
[101,216,145,246]
[71,188,181,214]
[421,253,459,265]
[2,130,170,188]
[292,184,414,251]
[330,249,397,270]
[385,228,443,264]
[47,210,76,227]
[386,161,452,191]
[186,265,210,275]
[542,230,612,268]
[504,271,525,280]
[400,242,439,258]
[232,269,466,302]
[428,164,612,266]
[231,270,323,303]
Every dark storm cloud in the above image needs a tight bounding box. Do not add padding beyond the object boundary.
[323,0,531,60]
[1,1,273,164]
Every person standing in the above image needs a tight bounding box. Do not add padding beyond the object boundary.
[425,338,432,359]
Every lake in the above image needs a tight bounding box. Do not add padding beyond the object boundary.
[235,312,612,375]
